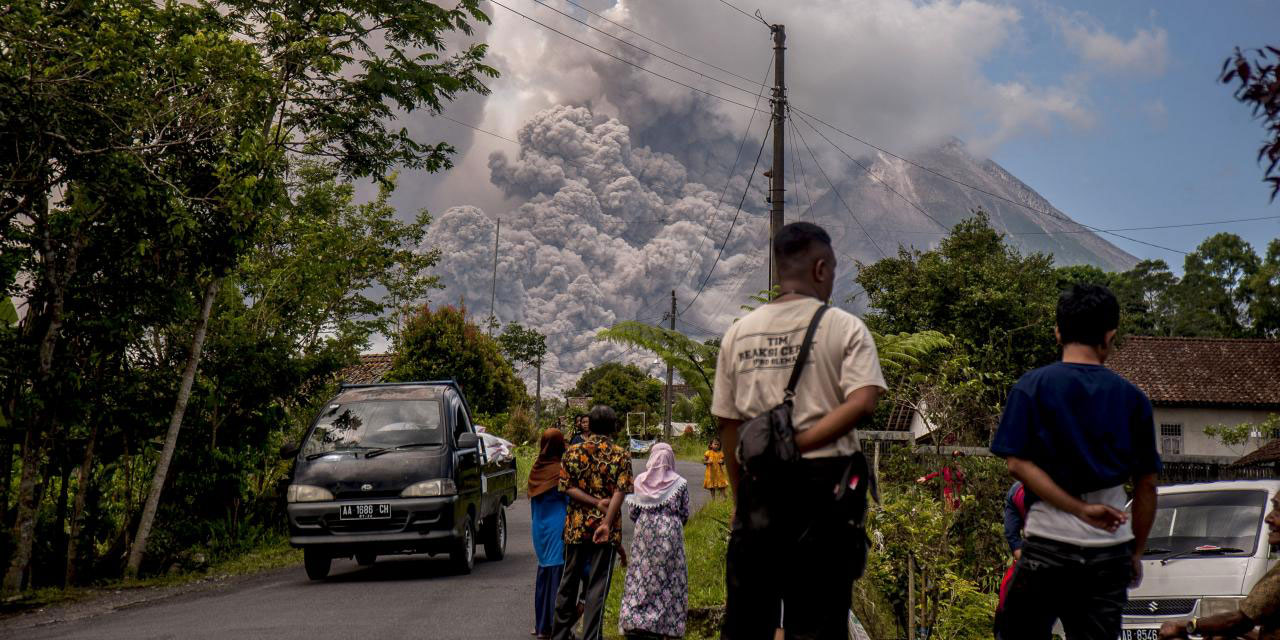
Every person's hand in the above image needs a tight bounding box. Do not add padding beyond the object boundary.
[592,523,611,544]
[1157,621,1188,639]
[1012,548,1021,561]
[596,498,609,512]
[1074,503,1127,532]
[1129,554,1145,589]
[915,476,927,484]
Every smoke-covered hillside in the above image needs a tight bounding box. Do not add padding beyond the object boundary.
[424,105,1136,391]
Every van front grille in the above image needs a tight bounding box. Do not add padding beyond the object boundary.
[1123,598,1197,616]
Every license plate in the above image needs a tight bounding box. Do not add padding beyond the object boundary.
[339,503,391,520]
[1121,629,1160,640]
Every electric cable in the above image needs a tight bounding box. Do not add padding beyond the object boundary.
[529,0,763,99]
[681,117,773,314]
[489,0,769,114]
[791,114,888,259]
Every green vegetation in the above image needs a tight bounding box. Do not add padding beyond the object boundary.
[0,0,495,593]
[568,363,665,417]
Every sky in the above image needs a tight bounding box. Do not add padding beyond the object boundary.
[360,0,1280,375]
[398,0,1279,268]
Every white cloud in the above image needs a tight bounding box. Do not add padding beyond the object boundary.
[1056,13,1169,76]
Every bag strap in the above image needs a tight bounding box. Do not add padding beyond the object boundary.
[784,304,830,400]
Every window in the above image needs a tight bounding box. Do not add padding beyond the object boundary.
[452,395,472,444]
[1160,423,1183,455]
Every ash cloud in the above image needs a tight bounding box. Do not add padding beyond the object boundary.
[427,105,769,390]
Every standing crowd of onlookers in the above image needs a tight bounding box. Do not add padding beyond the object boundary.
[524,221,1280,639]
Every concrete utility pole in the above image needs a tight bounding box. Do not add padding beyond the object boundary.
[488,218,500,334]
[664,290,675,439]
[767,23,786,294]
[534,356,542,422]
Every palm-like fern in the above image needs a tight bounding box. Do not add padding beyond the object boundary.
[874,330,952,378]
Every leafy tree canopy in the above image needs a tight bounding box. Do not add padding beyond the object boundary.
[497,322,548,370]
[388,305,526,415]
[1222,46,1280,199]
[569,362,663,417]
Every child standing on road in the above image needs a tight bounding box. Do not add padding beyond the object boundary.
[529,428,568,639]
[702,438,728,499]
[619,443,690,639]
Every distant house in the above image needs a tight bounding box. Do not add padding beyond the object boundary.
[340,353,394,385]
[1106,337,1280,462]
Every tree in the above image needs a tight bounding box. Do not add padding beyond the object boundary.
[1222,46,1280,200]
[498,323,548,373]
[1110,260,1178,336]
[388,305,525,415]
[569,362,664,418]
[125,0,497,578]
[1247,240,1280,337]
[1169,232,1261,337]
[855,212,1061,392]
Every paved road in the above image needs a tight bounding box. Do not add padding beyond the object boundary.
[3,458,711,640]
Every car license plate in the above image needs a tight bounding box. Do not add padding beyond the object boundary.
[340,503,391,520]
[1120,629,1160,640]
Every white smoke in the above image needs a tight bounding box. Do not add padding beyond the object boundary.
[426,105,769,390]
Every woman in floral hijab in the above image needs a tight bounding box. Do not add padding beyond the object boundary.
[618,443,689,638]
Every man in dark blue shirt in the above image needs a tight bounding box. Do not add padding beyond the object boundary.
[991,284,1160,640]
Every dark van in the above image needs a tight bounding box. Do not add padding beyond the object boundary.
[281,381,517,579]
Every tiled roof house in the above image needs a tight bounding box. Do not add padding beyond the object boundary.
[1106,337,1280,462]
[340,353,395,385]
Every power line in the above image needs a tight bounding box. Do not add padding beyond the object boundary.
[791,105,1190,255]
[793,109,947,231]
[812,215,1280,236]
[529,0,763,99]
[716,0,769,27]
[677,55,773,291]
[791,114,888,259]
[682,117,774,314]
[488,0,769,114]
[557,0,765,88]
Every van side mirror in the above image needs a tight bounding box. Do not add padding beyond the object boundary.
[279,441,300,460]
[456,433,480,451]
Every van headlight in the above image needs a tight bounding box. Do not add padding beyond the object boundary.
[401,479,457,497]
[1199,596,1244,617]
[287,484,334,503]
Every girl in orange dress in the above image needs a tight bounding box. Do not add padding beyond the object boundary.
[702,437,729,499]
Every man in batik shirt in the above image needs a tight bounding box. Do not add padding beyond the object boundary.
[551,405,632,640]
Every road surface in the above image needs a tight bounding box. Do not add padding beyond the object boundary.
[2,457,712,640]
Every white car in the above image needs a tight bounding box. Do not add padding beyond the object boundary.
[1119,479,1280,640]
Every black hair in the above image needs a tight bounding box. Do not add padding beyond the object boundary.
[773,222,833,278]
[588,405,618,435]
[1056,283,1120,346]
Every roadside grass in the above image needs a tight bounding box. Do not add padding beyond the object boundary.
[669,432,709,463]
[603,496,732,639]
[0,541,301,615]
[514,443,536,496]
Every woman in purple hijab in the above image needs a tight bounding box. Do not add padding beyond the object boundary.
[618,443,690,639]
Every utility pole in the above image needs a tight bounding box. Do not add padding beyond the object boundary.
[488,218,500,334]
[534,356,542,422]
[768,24,786,295]
[664,290,675,439]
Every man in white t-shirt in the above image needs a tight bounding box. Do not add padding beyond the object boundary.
[712,222,886,640]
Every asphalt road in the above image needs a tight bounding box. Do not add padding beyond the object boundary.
[4,457,712,640]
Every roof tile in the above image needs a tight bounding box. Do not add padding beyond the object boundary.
[1106,336,1280,408]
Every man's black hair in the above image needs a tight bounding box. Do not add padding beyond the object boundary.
[588,405,618,435]
[774,222,833,278]
[1057,284,1120,346]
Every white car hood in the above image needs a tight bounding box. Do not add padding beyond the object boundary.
[1130,557,1250,598]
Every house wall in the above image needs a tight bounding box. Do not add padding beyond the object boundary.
[1152,406,1276,459]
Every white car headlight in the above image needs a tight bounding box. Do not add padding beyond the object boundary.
[1199,596,1244,618]
[287,484,334,503]
[401,479,457,497]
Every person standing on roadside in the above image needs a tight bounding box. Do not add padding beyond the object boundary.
[1157,493,1280,639]
[551,405,633,640]
[570,414,589,446]
[992,284,1161,640]
[712,222,886,640]
[994,480,1030,639]
[618,442,690,639]
[529,428,568,639]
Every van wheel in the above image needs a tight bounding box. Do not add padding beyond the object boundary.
[303,548,331,580]
[355,551,376,567]
[482,509,507,561]
[450,513,475,574]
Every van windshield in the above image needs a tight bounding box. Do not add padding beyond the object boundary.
[1147,490,1267,556]
[303,400,443,456]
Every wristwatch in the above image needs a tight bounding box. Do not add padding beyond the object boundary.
[1186,617,1198,636]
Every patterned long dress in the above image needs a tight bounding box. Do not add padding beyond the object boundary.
[618,483,691,638]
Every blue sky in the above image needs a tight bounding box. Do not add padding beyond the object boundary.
[985,1,1279,267]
